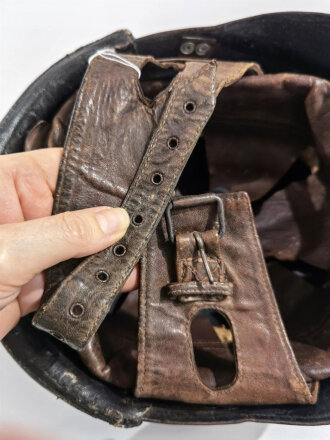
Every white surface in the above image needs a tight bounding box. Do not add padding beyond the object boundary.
[1,1,330,439]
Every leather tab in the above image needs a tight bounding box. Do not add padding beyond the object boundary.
[136,192,318,404]
[167,281,233,302]
[167,228,233,302]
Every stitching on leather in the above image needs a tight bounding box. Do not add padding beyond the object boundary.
[44,66,94,305]
[169,288,231,295]
[136,251,148,395]
[142,244,150,393]
[124,62,214,195]
[65,69,142,213]
[242,192,312,402]
[179,256,220,282]
[170,288,230,293]
[39,63,257,348]
[172,193,311,402]
[55,58,143,215]
[53,63,93,214]
[184,303,240,397]
[39,60,152,319]
[39,63,217,319]
[225,192,311,401]
[137,193,316,404]
[141,237,165,395]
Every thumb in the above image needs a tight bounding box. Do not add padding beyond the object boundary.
[0,206,130,285]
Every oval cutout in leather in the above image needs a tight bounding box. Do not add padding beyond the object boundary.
[190,309,237,389]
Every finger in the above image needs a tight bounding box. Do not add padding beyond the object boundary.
[0,206,130,288]
[10,148,63,220]
[122,265,139,292]
[16,216,138,317]
[0,170,24,224]
[18,273,45,316]
[0,148,63,223]
[28,147,63,193]
[0,299,20,340]
[3,147,63,195]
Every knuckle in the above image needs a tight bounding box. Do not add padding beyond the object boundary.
[60,211,99,244]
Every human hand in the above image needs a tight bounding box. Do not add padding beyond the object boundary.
[0,148,138,339]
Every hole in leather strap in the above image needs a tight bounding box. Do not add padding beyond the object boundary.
[191,309,237,389]
[96,270,109,282]
[151,172,163,185]
[113,244,127,257]
[70,303,85,318]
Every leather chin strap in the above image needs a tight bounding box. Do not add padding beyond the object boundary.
[33,53,260,350]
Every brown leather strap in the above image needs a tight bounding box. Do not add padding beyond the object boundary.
[135,192,318,404]
[33,54,260,350]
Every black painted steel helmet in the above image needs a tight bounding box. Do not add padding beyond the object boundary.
[1,12,330,427]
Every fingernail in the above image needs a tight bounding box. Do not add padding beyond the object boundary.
[95,208,129,236]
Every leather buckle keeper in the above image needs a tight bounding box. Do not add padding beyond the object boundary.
[165,194,233,302]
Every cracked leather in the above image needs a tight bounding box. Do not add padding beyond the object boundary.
[135,192,318,404]
[32,54,260,350]
[27,51,330,405]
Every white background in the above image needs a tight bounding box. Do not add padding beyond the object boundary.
[1,1,330,439]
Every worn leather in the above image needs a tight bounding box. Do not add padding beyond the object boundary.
[135,192,317,404]
[25,49,330,406]
[3,14,330,427]
[32,54,260,350]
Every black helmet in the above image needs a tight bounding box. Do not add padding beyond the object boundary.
[1,12,330,427]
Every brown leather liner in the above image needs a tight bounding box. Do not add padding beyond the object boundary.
[135,193,318,404]
[25,55,330,405]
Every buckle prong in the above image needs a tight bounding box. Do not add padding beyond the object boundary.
[193,231,214,284]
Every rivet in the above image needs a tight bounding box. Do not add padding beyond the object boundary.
[151,172,164,185]
[180,41,195,55]
[195,42,211,57]
[184,101,196,113]
[69,303,84,318]
[95,270,109,282]
[113,244,127,256]
[167,137,179,149]
[132,214,143,226]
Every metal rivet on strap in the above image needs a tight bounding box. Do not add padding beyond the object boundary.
[167,137,179,149]
[180,41,195,55]
[113,244,127,256]
[184,101,196,113]
[132,214,143,226]
[195,42,211,57]
[95,270,109,282]
[151,172,163,185]
[69,303,85,318]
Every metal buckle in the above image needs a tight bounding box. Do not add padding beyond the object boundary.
[165,194,226,244]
